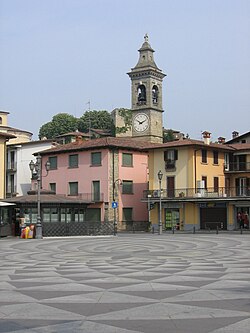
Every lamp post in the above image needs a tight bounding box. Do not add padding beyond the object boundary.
[158,170,163,235]
[29,155,50,239]
[113,179,122,236]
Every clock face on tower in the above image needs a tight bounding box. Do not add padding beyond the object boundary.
[133,113,149,132]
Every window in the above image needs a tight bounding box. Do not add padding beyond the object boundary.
[91,152,101,166]
[214,177,219,192]
[85,208,101,221]
[49,183,56,193]
[201,150,207,163]
[92,181,100,201]
[69,154,78,168]
[202,176,207,190]
[122,153,133,167]
[48,156,57,169]
[224,153,229,171]
[122,180,133,194]
[123,208,133,222]
[213,151,218,165]
[152,85,159,103]
[137,84,146,104]
[164,150,178,170]
[69,182,78,196]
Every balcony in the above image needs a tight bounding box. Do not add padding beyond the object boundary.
[143,187,250,201]
[224,162,250,173]
[77,193,104,202]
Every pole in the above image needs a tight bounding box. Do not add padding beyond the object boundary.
[36,155,42,239]
[159,178,162,235]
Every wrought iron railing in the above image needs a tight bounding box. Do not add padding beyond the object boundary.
[224,162,250,172]
[143,187,250,199]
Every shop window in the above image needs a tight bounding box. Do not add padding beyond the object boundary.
[165,209,180,230]
[85,208,101,221]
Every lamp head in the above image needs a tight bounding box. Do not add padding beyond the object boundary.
[158,170,163,181]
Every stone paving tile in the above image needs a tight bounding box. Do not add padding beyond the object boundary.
[0,234,250,332]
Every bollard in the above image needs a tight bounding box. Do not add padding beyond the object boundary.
[240,226,243,234]
[172,226,175,234]
[216,226,219,234]
[193,226,195,234]
[152,226,154,234]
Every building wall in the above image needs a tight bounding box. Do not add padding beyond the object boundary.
[42,147,149,224]
[7,141,54,196]
[0,137,6,199]
[195,149,225,188]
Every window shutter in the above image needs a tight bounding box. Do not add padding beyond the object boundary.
[174,150,178,160]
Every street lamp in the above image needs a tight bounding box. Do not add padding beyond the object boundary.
[113,179,122,235]
[157,170,163,235]
[29,155,50,239]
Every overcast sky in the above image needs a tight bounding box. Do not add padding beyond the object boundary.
[0,0,249,141]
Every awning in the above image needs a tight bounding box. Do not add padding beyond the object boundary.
[0,202,16,207]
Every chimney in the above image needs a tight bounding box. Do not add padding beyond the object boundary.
[218,137,225,144]
[75,135,83,143]
[202,131,211,145]
[232,131,239,139]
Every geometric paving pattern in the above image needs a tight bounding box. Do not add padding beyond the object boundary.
[0,234,250,332]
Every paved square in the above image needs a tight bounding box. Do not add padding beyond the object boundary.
[0,233,250,332]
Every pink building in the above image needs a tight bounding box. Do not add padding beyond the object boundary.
[38,136,152,232]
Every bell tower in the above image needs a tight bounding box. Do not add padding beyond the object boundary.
[127,34,166,143]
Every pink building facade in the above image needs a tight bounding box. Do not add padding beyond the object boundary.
[39,137,151,230]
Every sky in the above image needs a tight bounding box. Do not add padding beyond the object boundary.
[0,0,249,141]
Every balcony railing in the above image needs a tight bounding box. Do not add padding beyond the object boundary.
[75,193,104,202]
[224,162,250,172]
[143,187,250,200]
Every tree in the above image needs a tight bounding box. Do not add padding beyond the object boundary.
[163,129,175,143]
[78,110,114,133]
[39,113,78,139]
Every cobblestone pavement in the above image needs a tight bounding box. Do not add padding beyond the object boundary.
[0,234,250,333]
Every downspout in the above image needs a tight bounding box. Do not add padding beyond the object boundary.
[112,148,115,201]
[194,149,198,193]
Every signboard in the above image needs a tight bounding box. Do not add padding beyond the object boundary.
[112,201,118,209]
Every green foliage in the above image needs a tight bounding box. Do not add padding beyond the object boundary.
[163,129,175,143]
[78,110,114,133]
[115,108,132,134]
[39,111,114,139]
[39,113,78,139]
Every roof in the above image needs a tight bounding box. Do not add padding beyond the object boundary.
[147,138,235,151]
[5,194,92,205]
[0,125,32,135]
[227,143,250,151]
[56,131,88,138]
[36,136,236,156]
[0,131,16,139]
[226,131,250,144]
[38,137,160,155]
